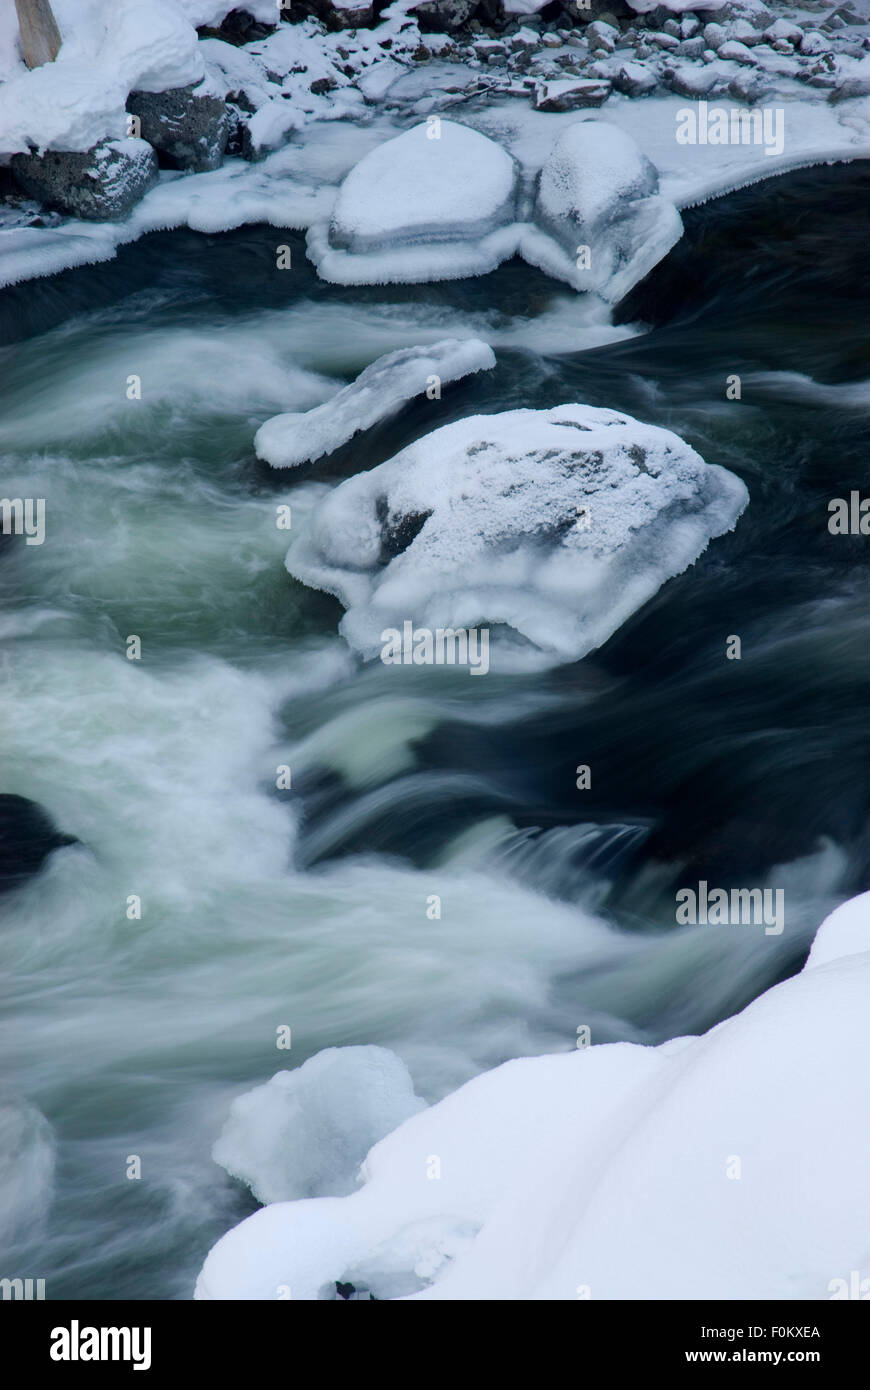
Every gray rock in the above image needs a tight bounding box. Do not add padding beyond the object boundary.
[676,36,706,57]
[586,19,619,51]
[11,138,159,221]
[612,61,657,95]
[127,82,229,173]
[666,63,722,97]
[533,76,611,109]
[313,0,374,27]
[413,0,478,32]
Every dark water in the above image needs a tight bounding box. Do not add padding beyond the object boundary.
[2,160,868,1298]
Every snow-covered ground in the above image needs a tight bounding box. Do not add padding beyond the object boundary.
[195,890,870,1300]
[1,0,869,298]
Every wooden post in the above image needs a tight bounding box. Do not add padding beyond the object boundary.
[14,0,62,70]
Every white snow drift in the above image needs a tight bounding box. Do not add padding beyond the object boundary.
[285,402,748,670]
[195,891,870,1300]
[255,338,496,468]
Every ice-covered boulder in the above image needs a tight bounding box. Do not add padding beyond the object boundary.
[306,120,520,286]
[212,1047,427,1204]
[521,121,683,302]
[285,403,748,670]
[127,78,229,172]
[195,892,870,1300]
[10,138,159,221]
[255,339,496,469]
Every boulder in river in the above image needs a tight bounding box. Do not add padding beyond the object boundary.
[0,794,77,893]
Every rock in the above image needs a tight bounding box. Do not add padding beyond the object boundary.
[649,31,679,50]
[718,39,756,63]
[703,21,727,48]
[10,139,158,221]
[533,77,611,109]
[680,15,700,39]
[586,19,619,51]
[413,0,479,32]
[762,17,803,45]
[285,401,747,670]
[312,118,518,278]
[799,31,829,56]
[312,0,375,28]
[727,69,766,102]
[675,36,706,57]
[723,18,762,45]
[663,18,681,38]
[197,7,277,45]
[0,794,77,893]
[526,118,682,303]
[127,81,229,174]
[666,63,723,97]
[612,61,657,96]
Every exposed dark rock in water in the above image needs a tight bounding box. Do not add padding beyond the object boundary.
[197,7,278,45]
[11,139,158,221]
[0,795,77,893]
[127,83,230,174]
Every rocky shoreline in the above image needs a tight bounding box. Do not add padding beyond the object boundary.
[1,2,868,241]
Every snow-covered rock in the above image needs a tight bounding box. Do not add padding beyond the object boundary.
[306,119,520,286]
[195,892,870,1300]
[411,0,479,30]
[212,1047,427,1204]
[255,338,496,468]
[285,401,748,670]
[521,121,683,302]
[10,138,159,220]
[533,77,612,111]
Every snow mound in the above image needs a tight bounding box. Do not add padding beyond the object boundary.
[195,892,870,1300]
[285,403,748,670]
[0,0,204,154]
[520,122,684,303]
[255,338,496,468]
[212,1046,426,1205]
[307,119,520,286]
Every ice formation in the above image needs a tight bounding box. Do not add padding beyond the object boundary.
[255,338,496,468]
[285,402,749,670]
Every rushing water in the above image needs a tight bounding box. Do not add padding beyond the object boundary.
[2,162,869,1299]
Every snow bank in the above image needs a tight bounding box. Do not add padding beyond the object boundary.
[255,338,496,468]
[213,1047,426,1205]
[521,120,683,302]
[285,403,748,670]
[307,119,520,286]
[195,892,870,1300]
[0,0,204,154]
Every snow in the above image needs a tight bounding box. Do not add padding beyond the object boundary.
[522,120,683,302]
[285,402,749,670]
[307,120,519,285]
[212,1046,426,1205]
[195,891,870,1300]
[255,338,496,468]
[0,0,204,155]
